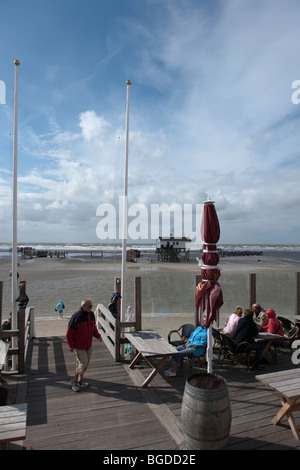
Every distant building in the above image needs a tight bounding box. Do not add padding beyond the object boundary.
[156,236,191,262]
[126,249,141,262]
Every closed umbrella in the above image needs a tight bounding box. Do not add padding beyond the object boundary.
[195,198,223,373]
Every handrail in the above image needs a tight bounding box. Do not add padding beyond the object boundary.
[0,305,35,375]
[96,276,142,361]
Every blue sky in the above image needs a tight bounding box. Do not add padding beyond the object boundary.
[0,0,300,245]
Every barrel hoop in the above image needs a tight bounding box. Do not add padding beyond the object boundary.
[184,384,229,402]
[182,400,231,417]
[184,429,230,444]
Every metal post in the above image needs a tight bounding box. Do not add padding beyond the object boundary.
[121,80,131,322]
[12,60,20,370]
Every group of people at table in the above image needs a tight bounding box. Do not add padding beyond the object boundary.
[165,303,285,377]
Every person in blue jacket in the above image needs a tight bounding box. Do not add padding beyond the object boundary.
[55,300,65,318]
[165,319,207,377]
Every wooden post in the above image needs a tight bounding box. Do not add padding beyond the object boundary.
[134,277,142,331]
[195,275,201,326]
[114,277,121,362]
[248,273,256,309]
[295,272,300,316]
[18,307,25,374]
[0,281,2,337]
[17,281,27,374]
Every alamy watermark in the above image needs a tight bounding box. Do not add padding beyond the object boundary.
[0,80,5,105]
[291,340,300,365]
[291,80,300,104]
[96,197,202,242]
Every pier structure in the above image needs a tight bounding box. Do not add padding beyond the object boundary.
[156,236,191,262]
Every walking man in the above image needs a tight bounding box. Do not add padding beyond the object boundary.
[66,299,102,392]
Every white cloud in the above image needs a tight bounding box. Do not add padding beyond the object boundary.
[79,110,111,142]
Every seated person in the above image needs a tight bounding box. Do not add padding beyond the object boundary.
[257,312,268,328]
[260,308,284,343]
[233,309,264,370]
[223,306,243,335]
[165,319,207,377]
[252,303,266,319]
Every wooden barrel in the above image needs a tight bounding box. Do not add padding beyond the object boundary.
[181,372,231,450]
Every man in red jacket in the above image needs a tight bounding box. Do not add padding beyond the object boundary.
[66,299,102,392]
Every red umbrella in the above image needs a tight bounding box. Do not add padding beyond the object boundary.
[195,198,223,372]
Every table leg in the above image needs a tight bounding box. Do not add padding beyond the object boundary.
[129,351,143,369]
[141,356,170,388]
[261,340,274,362]
[272,395,300,440]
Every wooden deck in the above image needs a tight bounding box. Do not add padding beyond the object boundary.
[5,336,300,450]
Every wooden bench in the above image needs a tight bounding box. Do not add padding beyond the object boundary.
[125,330,179,387]
[256,368,300,440]
[0,403,27,450]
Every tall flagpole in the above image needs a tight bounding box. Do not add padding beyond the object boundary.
[12,59,20,370]
[121,80,131,323]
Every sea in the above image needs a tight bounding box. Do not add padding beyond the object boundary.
[0,242,300,337]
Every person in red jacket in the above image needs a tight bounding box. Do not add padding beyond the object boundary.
[260,308,284,339]
[66,299,102,392]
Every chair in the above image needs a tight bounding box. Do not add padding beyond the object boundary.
[212,328,224,363]
[168,324,206,374]
[184,345,207,375]
[168,324,196,347]
[275,325,299,353]
[220,333,252,370]
[277,316,295,332]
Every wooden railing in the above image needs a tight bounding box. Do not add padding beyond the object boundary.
[96,277,142,361]
[0,281,35,375]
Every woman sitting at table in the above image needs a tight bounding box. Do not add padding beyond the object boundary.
[165,319,208,377]
[260,308,284,341]
[223,306,243,336]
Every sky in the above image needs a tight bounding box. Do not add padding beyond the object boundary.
[0,0,300,245]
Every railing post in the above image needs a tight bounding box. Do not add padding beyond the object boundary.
[18,307,25,374]
[295,272,300,316]
[29,307,36,338]
[115,277,121,362]
[0,281,2,338]
[134,277,142,331]
[248,273,256,309]
[195,275,201,326]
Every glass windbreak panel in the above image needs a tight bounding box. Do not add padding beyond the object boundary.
[256,271,295,317]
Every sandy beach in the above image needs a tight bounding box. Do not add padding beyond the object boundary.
[1,251,300,339]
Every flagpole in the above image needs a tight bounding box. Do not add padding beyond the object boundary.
[121,80,131,323]
[12,59,20,370]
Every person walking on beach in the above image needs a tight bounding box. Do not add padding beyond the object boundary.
[55,299,65,318]
[66,299,102,392]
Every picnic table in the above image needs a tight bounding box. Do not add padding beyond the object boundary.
[256,368,300,440]
[0,403,27,449]
[124,330,179,387]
